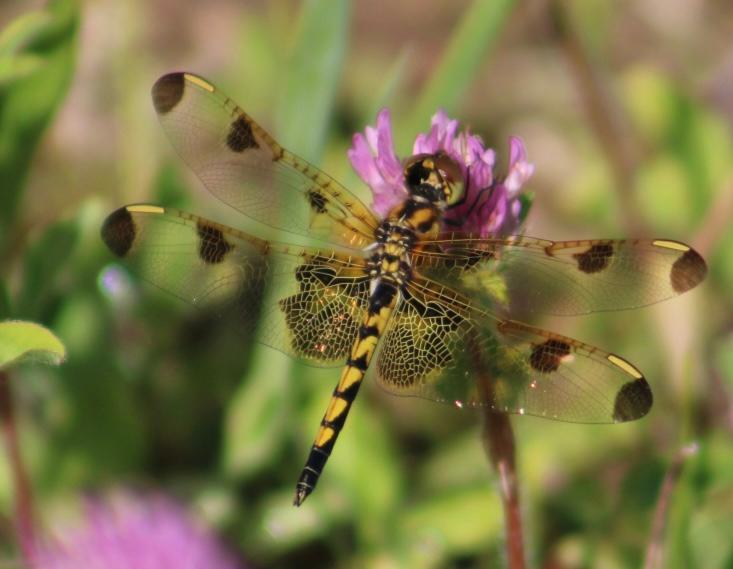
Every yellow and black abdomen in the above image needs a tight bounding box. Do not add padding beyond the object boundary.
[293,281,399,506]
[293,199,442,506]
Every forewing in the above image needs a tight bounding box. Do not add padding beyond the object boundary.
[101,205,370,367]
[151,72,378,249]
[374,277,653,423]
[412,236,707,315]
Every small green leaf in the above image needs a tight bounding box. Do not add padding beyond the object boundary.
[517,191,534,224]
[0,320,66,369]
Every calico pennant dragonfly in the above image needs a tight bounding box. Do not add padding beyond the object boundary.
[101,72,707,506]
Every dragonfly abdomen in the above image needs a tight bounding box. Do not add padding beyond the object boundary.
[293,280,398,506]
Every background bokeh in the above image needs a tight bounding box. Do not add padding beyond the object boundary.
[1,0,732,567]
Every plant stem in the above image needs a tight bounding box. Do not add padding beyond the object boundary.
[475,364,525,569]
[482,407,525,569]
[0,371,36,563]
[643,442,698,569]
[549,0,644,234]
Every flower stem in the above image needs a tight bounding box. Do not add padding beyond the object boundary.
[482,407,525,569]
[0,370,36,562]
[475,364,526,569]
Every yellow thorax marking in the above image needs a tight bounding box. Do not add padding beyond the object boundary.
[381,259,400,273]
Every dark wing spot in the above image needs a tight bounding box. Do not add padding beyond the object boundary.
[101,207,136,257]
[151,73,185,114]
[613,379,653,422]
[226,116,259,152]
[573,243,614,274]
[307,189,328,214]
[670,249,707,293]
[529,339,571,373]
[196,223,233,264]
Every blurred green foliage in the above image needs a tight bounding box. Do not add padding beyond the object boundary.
[0,0,78,249]
[0,0,732,567]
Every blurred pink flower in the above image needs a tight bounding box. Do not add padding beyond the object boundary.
[348,109,534,237]
[32,493,243,569]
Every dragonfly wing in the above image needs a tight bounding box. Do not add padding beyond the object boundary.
[413,236,707,315]
[101,205,371,367]
[151,72,379,249]
[373,276,653,423]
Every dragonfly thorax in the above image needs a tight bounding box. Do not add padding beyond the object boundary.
[369,221,415,287]
[368,152,464,287]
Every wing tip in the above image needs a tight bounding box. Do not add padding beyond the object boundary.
[613,377,653,422]
[670,247,707,294]
[101,206,136,258]
[151,72,186,114]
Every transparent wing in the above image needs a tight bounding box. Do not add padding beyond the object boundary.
[412,235,707,315]
[374,276,653,423]
[151,72,378,249]
[101,205,370,367]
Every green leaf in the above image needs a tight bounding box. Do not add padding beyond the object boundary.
[0,10,52,56]
[276,0,350,160]
[0,0,79,246]
[221,349,294,479]
[16,220,79,319]
[327,393,402,538]
[399,0,515,145]
[665,444,707,569]
[363,48,411,123]
[0,53,45,85]
[517,191,534,224]
[623,68,733,231]
[689,490,733,569]
[153,162,191,209]
[397,485,502,559]
[0,320,66,369]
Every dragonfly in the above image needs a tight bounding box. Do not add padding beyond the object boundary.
[101,72,708,506]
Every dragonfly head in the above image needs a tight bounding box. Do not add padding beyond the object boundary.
[403,153,464,208]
